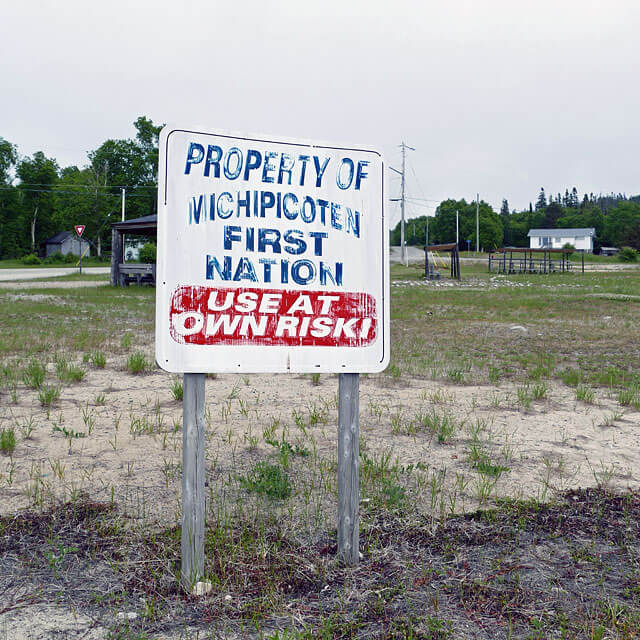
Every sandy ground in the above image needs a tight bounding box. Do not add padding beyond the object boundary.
[2,360,639,521]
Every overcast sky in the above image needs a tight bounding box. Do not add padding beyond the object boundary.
[2,0,639,225]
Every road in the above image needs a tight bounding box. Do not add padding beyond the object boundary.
[0,267,110,282]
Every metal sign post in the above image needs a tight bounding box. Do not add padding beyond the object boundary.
[156,125,389,588]
[74,225,85,274]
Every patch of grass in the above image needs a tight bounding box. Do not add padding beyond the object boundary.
[239,461,291,499]
[0,427,16,455]
[90,351,106,368]
[559,367,583,387]
[56,359,85,384]
[38,384,60,408]
[170,377,183,401]
[120,333,132,351]
[126,352,150,375]
[618,386,639,407]
[576,385,595,404]
[22,359,46,389]
[402,408,461,443]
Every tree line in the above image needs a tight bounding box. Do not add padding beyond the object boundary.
[0,116,162,259]
[392,188,640,253]
[1,121,638,259]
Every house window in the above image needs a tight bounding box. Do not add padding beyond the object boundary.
[540,237,551,247]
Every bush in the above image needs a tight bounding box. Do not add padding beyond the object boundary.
[618,246,638,263]
[21,253,41,265]
[64,252,77,263]
[139,242,157,263]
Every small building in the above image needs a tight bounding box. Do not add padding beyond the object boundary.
[44,231,90,258]
[527,228,595,253]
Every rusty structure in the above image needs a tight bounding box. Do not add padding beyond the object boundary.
[488,247,584,274]
[424,242,461,281]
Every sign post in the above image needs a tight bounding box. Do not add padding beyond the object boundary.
[74,225,85,274]
[156,125,389,587]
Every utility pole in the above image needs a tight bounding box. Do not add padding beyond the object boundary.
[121,188,126,222]
[456,210,459,248]
[476,193,480,254]
[399,142,415,266]
[389,141,414,267]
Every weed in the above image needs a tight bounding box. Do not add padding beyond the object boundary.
[517,385,531,409]
[311,372,321,386]
[56,359,85,383]
[121,333,132,351]
[239,461,292,499]
[447,368,465,384]
[39,384,60,409]
[618,386,639,407]
[19,416,37,439]
[576,385,595,404]
[90,351,106,368]
[531,382,547,400]
[95,392,106,406]
[1,428,16,455]
[170,377,183,401]
[126,352,150,375]
[23,359,46,389]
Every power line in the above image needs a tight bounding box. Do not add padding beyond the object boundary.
[0,186,152,197]
[13,182,156,190]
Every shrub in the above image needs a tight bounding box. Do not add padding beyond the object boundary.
[618,246,638,263]
[139,242,157,263]
[21,253,41,265]
[64,252,77,263]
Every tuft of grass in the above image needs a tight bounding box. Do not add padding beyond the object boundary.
[618,386,639,407]
[23,359,46,389]
[559,367,583,387]
[120,333,132,351]
[56,359,85,384]
[126,352,150,375]
[38,384,60,409]
[531,382,547,400]
[0,427,16,455]
[576,385,595,404]
[402,408,461,443]
[310,372,321,386]
[90,351,106,368]
[239,461,291,499]
[447,368,465,384]
[170,378,183,401]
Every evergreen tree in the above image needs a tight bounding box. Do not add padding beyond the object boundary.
[535,188,547,211]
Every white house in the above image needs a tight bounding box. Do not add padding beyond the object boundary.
[527,228,595,253]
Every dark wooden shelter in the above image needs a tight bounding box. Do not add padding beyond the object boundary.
[110,214,157,286]
[488,247,584,274]
[424,242,461,281]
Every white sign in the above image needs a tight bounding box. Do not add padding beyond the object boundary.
[155,125,389,373]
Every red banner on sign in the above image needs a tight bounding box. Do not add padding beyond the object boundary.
[75,225,85,237]
[169,285,377,347]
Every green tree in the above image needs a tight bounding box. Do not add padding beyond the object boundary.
[0,137,21,258]
[17,151,59,254]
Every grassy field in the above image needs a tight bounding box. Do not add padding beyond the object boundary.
[1,264,640,639]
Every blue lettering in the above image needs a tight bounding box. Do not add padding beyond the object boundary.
[223,225,242,250]
[300,196,316,223]
[309,231,327,256]
[233,257,258,282]
[237,191,251,217]
[298,155,310,186]
[206,255,232,280]
[260,191,276,216]
[284,229,306,255]
[243,149,262,180]
[223,147,243,180]
[291,260,315,285]
[258,228,281,253]
[336,158,354,190]
[217,193,233,219]
[313,156,330,187]
[320,262,343,286]
[331,202,342,230]
[282,193,298,220]
[259,258,276,283]
[262,152,277,183]
[278,153,294,185]
[346,207,360,238]
[185,143,204,174]
[204,145,222,177]
[355,160,370,190]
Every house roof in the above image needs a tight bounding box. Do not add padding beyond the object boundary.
[45,231,74,244]
[527,228,595,237]
[111,214,157,235]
